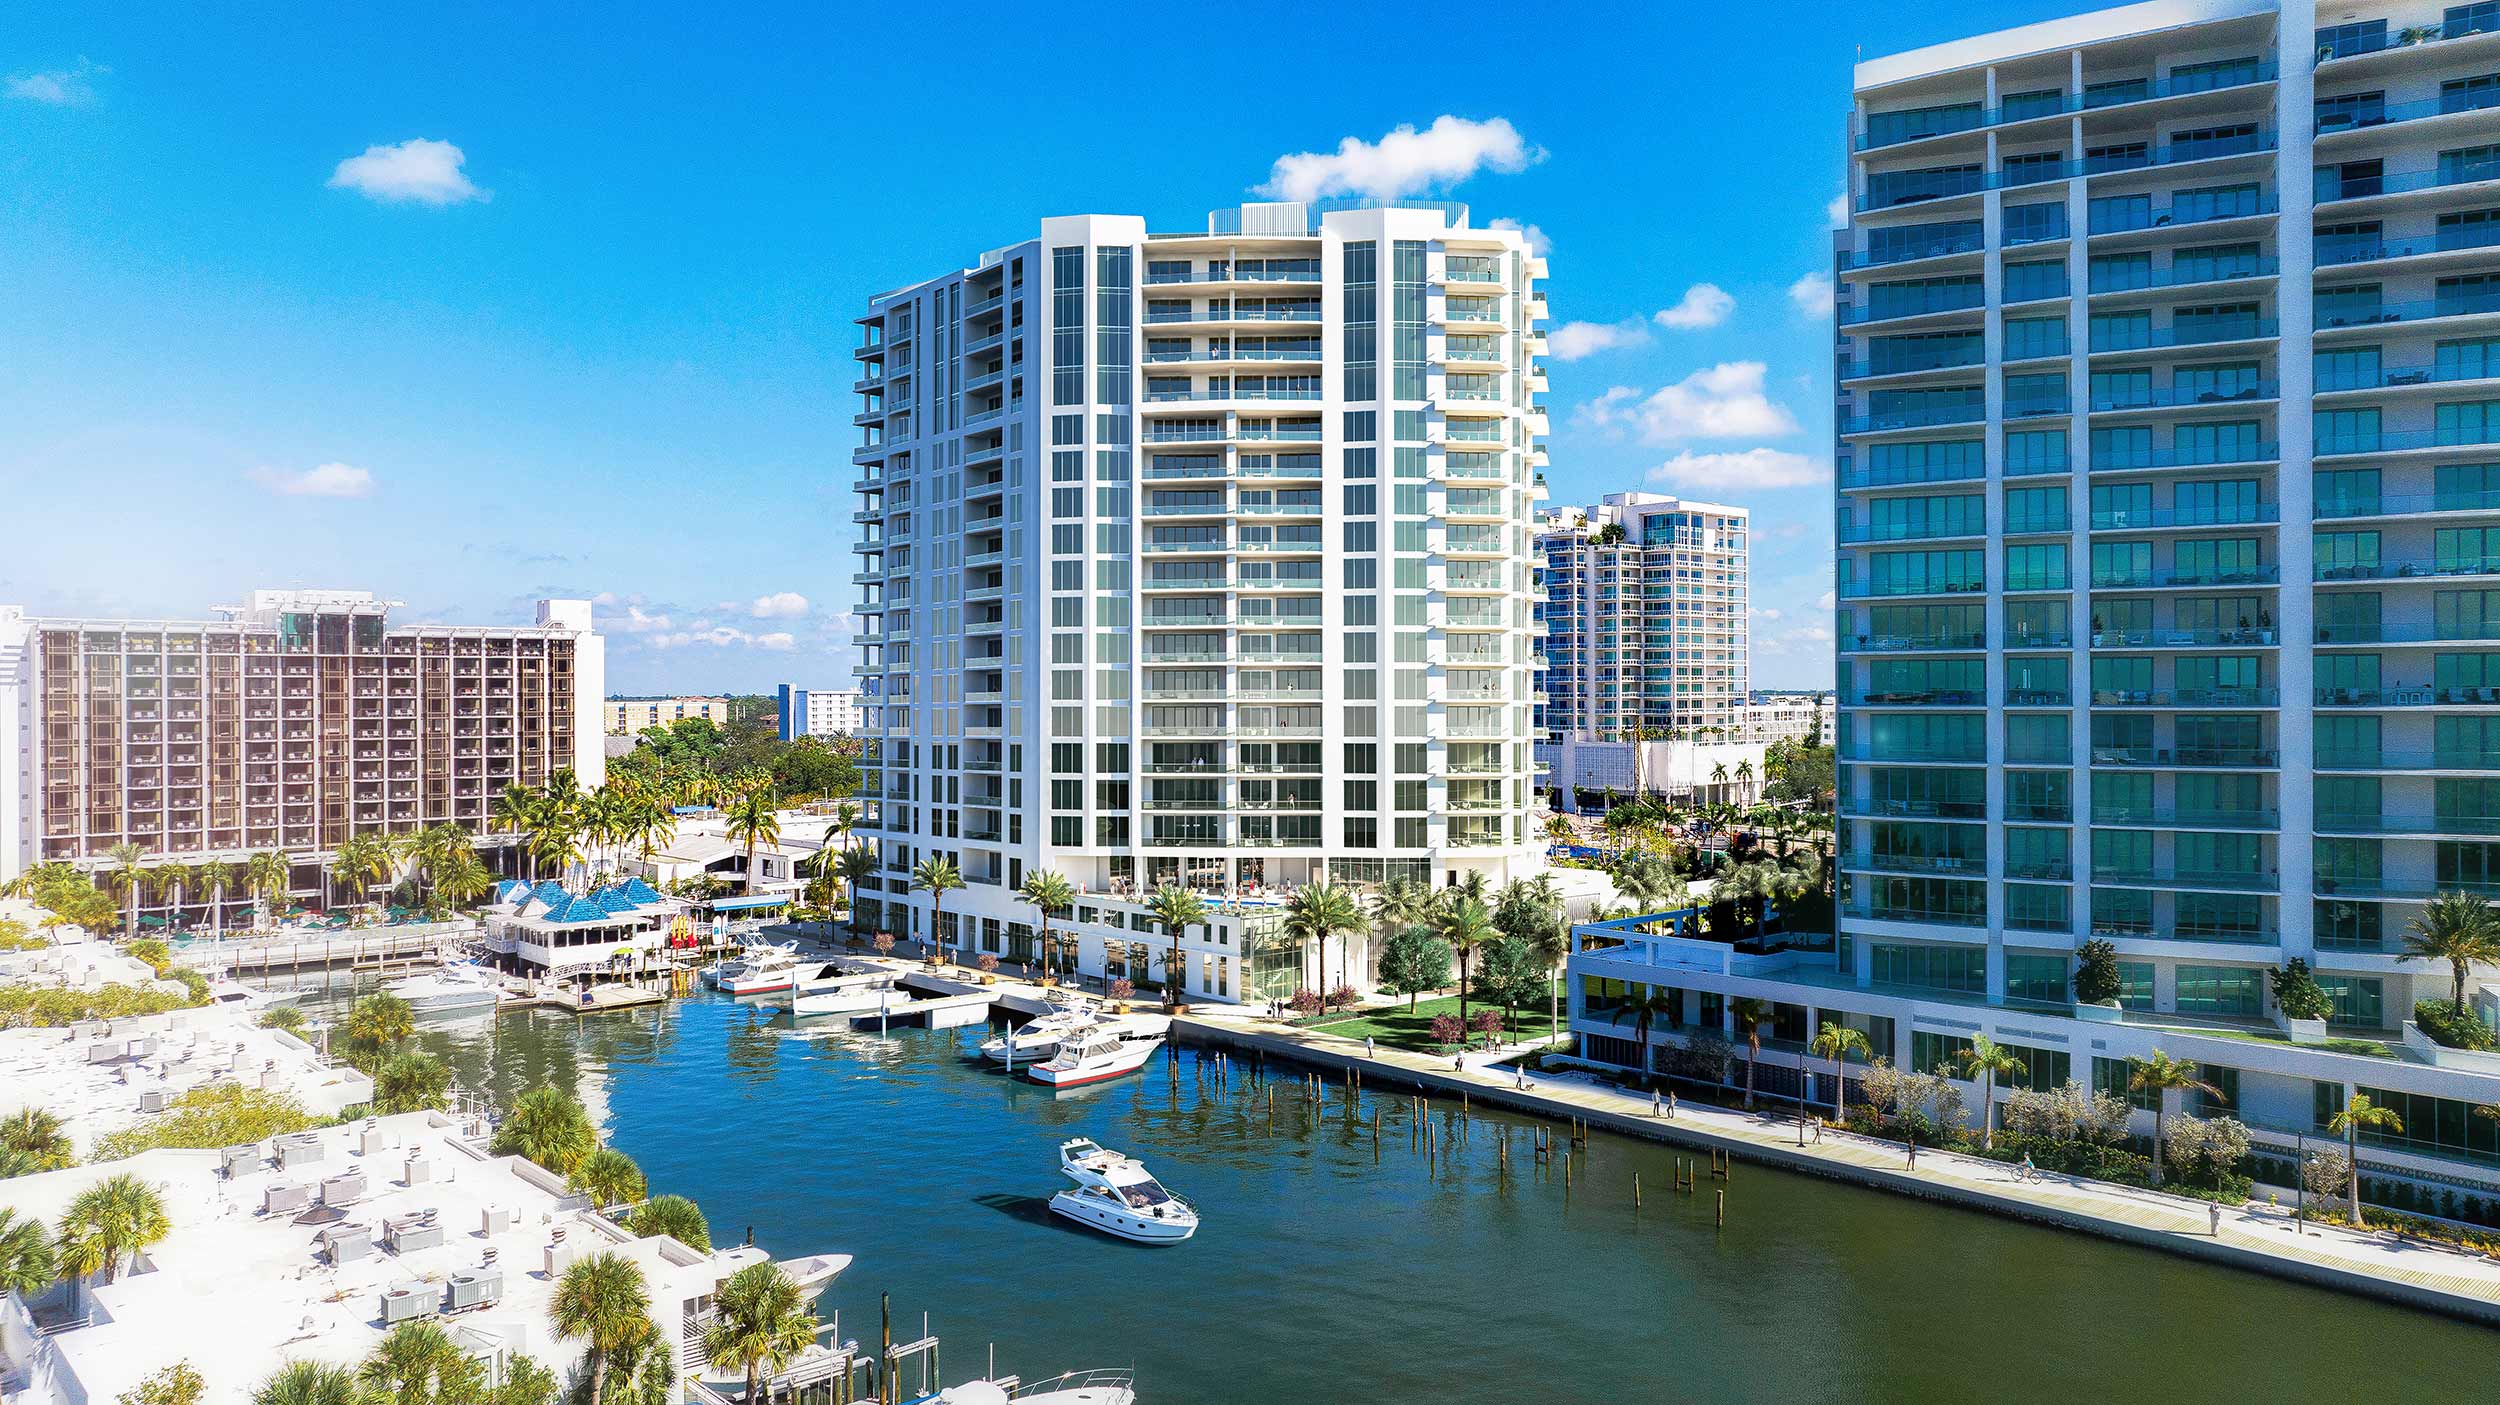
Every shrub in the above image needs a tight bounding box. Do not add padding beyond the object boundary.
[92,1084,321,1161]
[1327,984,1359,1012]
[2269,959,2334,1023]
[1287,990,1322,1015]
[976,953,999,975]
[2413,999,2498,1051]
[1428,1013,1465,1049]
[1107,978,1134,1003]
[0,980,198,1028]
[2162,1113,2254,1194]
[2072,939,2123,1005]
[2000,1080,2131,1146]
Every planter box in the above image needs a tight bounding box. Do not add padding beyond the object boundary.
[2280,1016,2330,1045]
[2073,1001,2125,1024]
[2401,1020,2500,1074]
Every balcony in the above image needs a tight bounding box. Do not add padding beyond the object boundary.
[2316,160,2500,207]
[2088,502,2278,530]
[2317,426,2500,460]
[2317,748,2500,772]
[2088,383,2277,415]
[2315,223,2500,271]
[2088,687,2278,708]
[2088,316,2277,355]
[2089,746,2279,768]
[2093,807,2279,830]
[1853,63,2277,153]
[2316,290,2500,336]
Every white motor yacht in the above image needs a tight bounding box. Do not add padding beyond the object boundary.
[786,968,902,1017]
[930,1373,1136,1405]
[1022,1026,1165,1088]
[383,962,503,1013]
[1048,1137,1197,1245]
[978,1003,1099,1064]
[710,944,803,996]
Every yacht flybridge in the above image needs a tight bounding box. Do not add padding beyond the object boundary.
[1048,1138,1198,1245]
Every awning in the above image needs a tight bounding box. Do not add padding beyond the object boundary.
[710,894,790,911]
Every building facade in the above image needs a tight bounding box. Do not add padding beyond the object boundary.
[0,591,603,916]
[603,695,734,735]
[847,199,1550,1002]
[1573,0,2500,1200]
[775,684,864,739]
[1736,692,1836,744]
[1535,492,1750,740]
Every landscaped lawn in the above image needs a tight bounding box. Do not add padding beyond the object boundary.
[1307,985,1562,1052]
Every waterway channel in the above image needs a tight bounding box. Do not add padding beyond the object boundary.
[302,983,2493,1402]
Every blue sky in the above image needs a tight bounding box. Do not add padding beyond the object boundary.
[1,2,2083,693]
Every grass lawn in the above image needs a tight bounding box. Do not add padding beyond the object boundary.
[1308,986,1562,1052]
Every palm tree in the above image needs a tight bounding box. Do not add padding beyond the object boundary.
[105,842,147,938]
[246,850,292,931]
[372,1051,452,1113]
[492,783,539,879]
[1146,884,1207,1010]
[1284,881,1365,1009]
[1710,760,1730,800]
[253,1361,360,1405]
[2,1107,74,1171]
[1367,878,1433,997]
[1956,1036,2024,1149]
[908,855,964,964]
[720,788,782,900]
[1731,997,1772,1108]
[434,853,494,911]
[55,1172,170,1305]
[1811,1021,1872,1123]
[570,1147,647,1209]
[629,1195,710,1251]
[329,832,394,914]
[0,1206,54,1297]
[1735,756,1756,801]
[490,1086,597,1176]
[2399,889,2500,1012]
[1623,986,1674,1083]
[2329,1092,2405,1224]
[2126,1051,2220,1187]
[341,991,416,1071]
[549,1251,652,1405]
[701,1261,817,1405]
[1430,895,1497,1031]
[836,846,879,948]
[359,1319,486,1405]
[1018,869,1075,982]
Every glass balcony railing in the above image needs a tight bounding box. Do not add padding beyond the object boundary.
[2318,290,2500,332]
[2318,748,2500,770]
[2091,746,2280,767]
[1840,631,1989,652]
[2092,807,2279,829]
[1843,289,1988,325]
[2090,317,2276,353]
[2317,425,2500,457]
[2317,554,2500,581]
[2316,686,2500,706]
[2316,812,2500,835]
[1853,64,2278,151]
[2089,564,2277,588]
[2316,223,2500,269]
[2089,381,2276,413]
[2091,442,2280,470]
[2316,622,2500,644]
[2088,502,2278,529]
[2087,192,2277,235]
[2088,687,2279,706]
[1839,230,1986,271]
[2317,161,2500,203]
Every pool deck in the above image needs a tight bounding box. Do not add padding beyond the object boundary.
[1174,1008,2500,1327]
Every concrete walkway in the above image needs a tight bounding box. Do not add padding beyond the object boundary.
[1177,1007,2500,1325]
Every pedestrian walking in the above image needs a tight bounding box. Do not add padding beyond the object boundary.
[2210,1203,2222,1237]
[1907,1141,1917,1170]
[1651,1088,1662,1117]
[1365,1035,1375,1059]
[1666,1090,1677,1119]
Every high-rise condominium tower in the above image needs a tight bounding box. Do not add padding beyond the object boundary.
[848,199,1549,1003]
[1571,0,2500,1198]
[1534,492,1751,740]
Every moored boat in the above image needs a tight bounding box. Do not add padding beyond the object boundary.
[1047,1137,1197,1245]
[1021,1026,1165,1088]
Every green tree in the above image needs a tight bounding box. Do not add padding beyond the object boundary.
[1429,895,1497,1031]
[252,1361,359,1405]
[1623,986,1674,1081]
[341,992,417,1074]
[549,1252,652,1405]
[2073,938,2124,1005]
[56,1173,170,1308]
[1017,869,1075,982]
[493,1358,557,1405]
[569,1147,647,1209]
[2126,1052,2220,1188]
[908,855,965,963]
[105,842,149,939]
[245,851,293,931]
[701,1262,817,1405]
[373,1052,453,1115]
[1811,1021,1872,1122]
[628,1195,710,1251]
[1284,881,1364,1009]
[723,788,783,898]
[2329,1092,2405,1225]
[2269,958,2335,1023]
[1375,928,1452,1012]
[1493,879,1570,1039]
[359,1320,486,1405]
[1731,997,1772,1108]
[1146,884,1207,1010]
[117,1362,205,1405]
[1955,1036,2024,1150]
[1469,934,1545,1036]
[491,1087,597,1177]
[330,832,396,913]
[2399,889,2500,1014]
[1,1107,74,1171]
[0,1206,55,1296]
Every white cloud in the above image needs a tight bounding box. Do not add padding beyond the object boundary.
[1546,319,1648,361]
[647,622,796,651]
[750,591,810,619]
[1827,190,1851,226]
[6,58,106,106]
[1488,218,1551,257]
[1644,447,1825,492]
[1788,271,1835,318]
[620,606,674,634]
[245,462,375,498]
[328,138,485,206]
[1578,362,1799,443]
[1816,589,1837,611]
[1257,115,1542,201]
[1653,283,1735,330]
[1755,621,1836,657]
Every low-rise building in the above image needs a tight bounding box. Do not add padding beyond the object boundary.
[773,686,862,741]
[602,696,733,736]
[475,878,683,985]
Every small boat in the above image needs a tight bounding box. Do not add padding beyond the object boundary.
[709,944,803,996]
[1022,1026,1165,1089]
[1048,1137,1197,1245]
[384,963,503,1013]
[204,977,300,1011]
[930,1371,1136,1405]
[785,968,902,1018]
[978,1004,1099,1064]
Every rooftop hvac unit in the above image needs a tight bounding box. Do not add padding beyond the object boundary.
[447,1269,504,1311]
[387,1212,445,1253]
[380,1283,435,1324]
[222,1144,261,1178]
[263,1182,312,1215]
[480,1206,512,1236]
[320,1171,369,1207]
[322,1223,375,1265]
[277,1133,325,1169]
[137,1088,166,1114]
[86,1042,121,1065]
[404,1153,431,1186]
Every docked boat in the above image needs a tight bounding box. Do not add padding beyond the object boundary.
[1048,1137,1198,1245]
[931,1371,1136,1405]
[384,962,503,1013]
[1022,1025,1165,1088]
[978,1003,1099,1064]
[709,943,803,996]
[785,967,902,1018]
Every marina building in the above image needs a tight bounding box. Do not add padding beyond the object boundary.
[847,199,1551,1001]
[1575,0,2500,1197]
[0,592,604,917]
[775,684,865,740]
[604,695,735,735]
[1534,492,1751,741]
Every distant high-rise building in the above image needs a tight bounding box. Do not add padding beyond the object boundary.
[850,198,1551,1002]
[776,685,864,740]
[0,590,603,918]
[1533,492,1750,740]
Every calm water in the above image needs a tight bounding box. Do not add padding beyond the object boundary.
[306,983,2493,1402]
